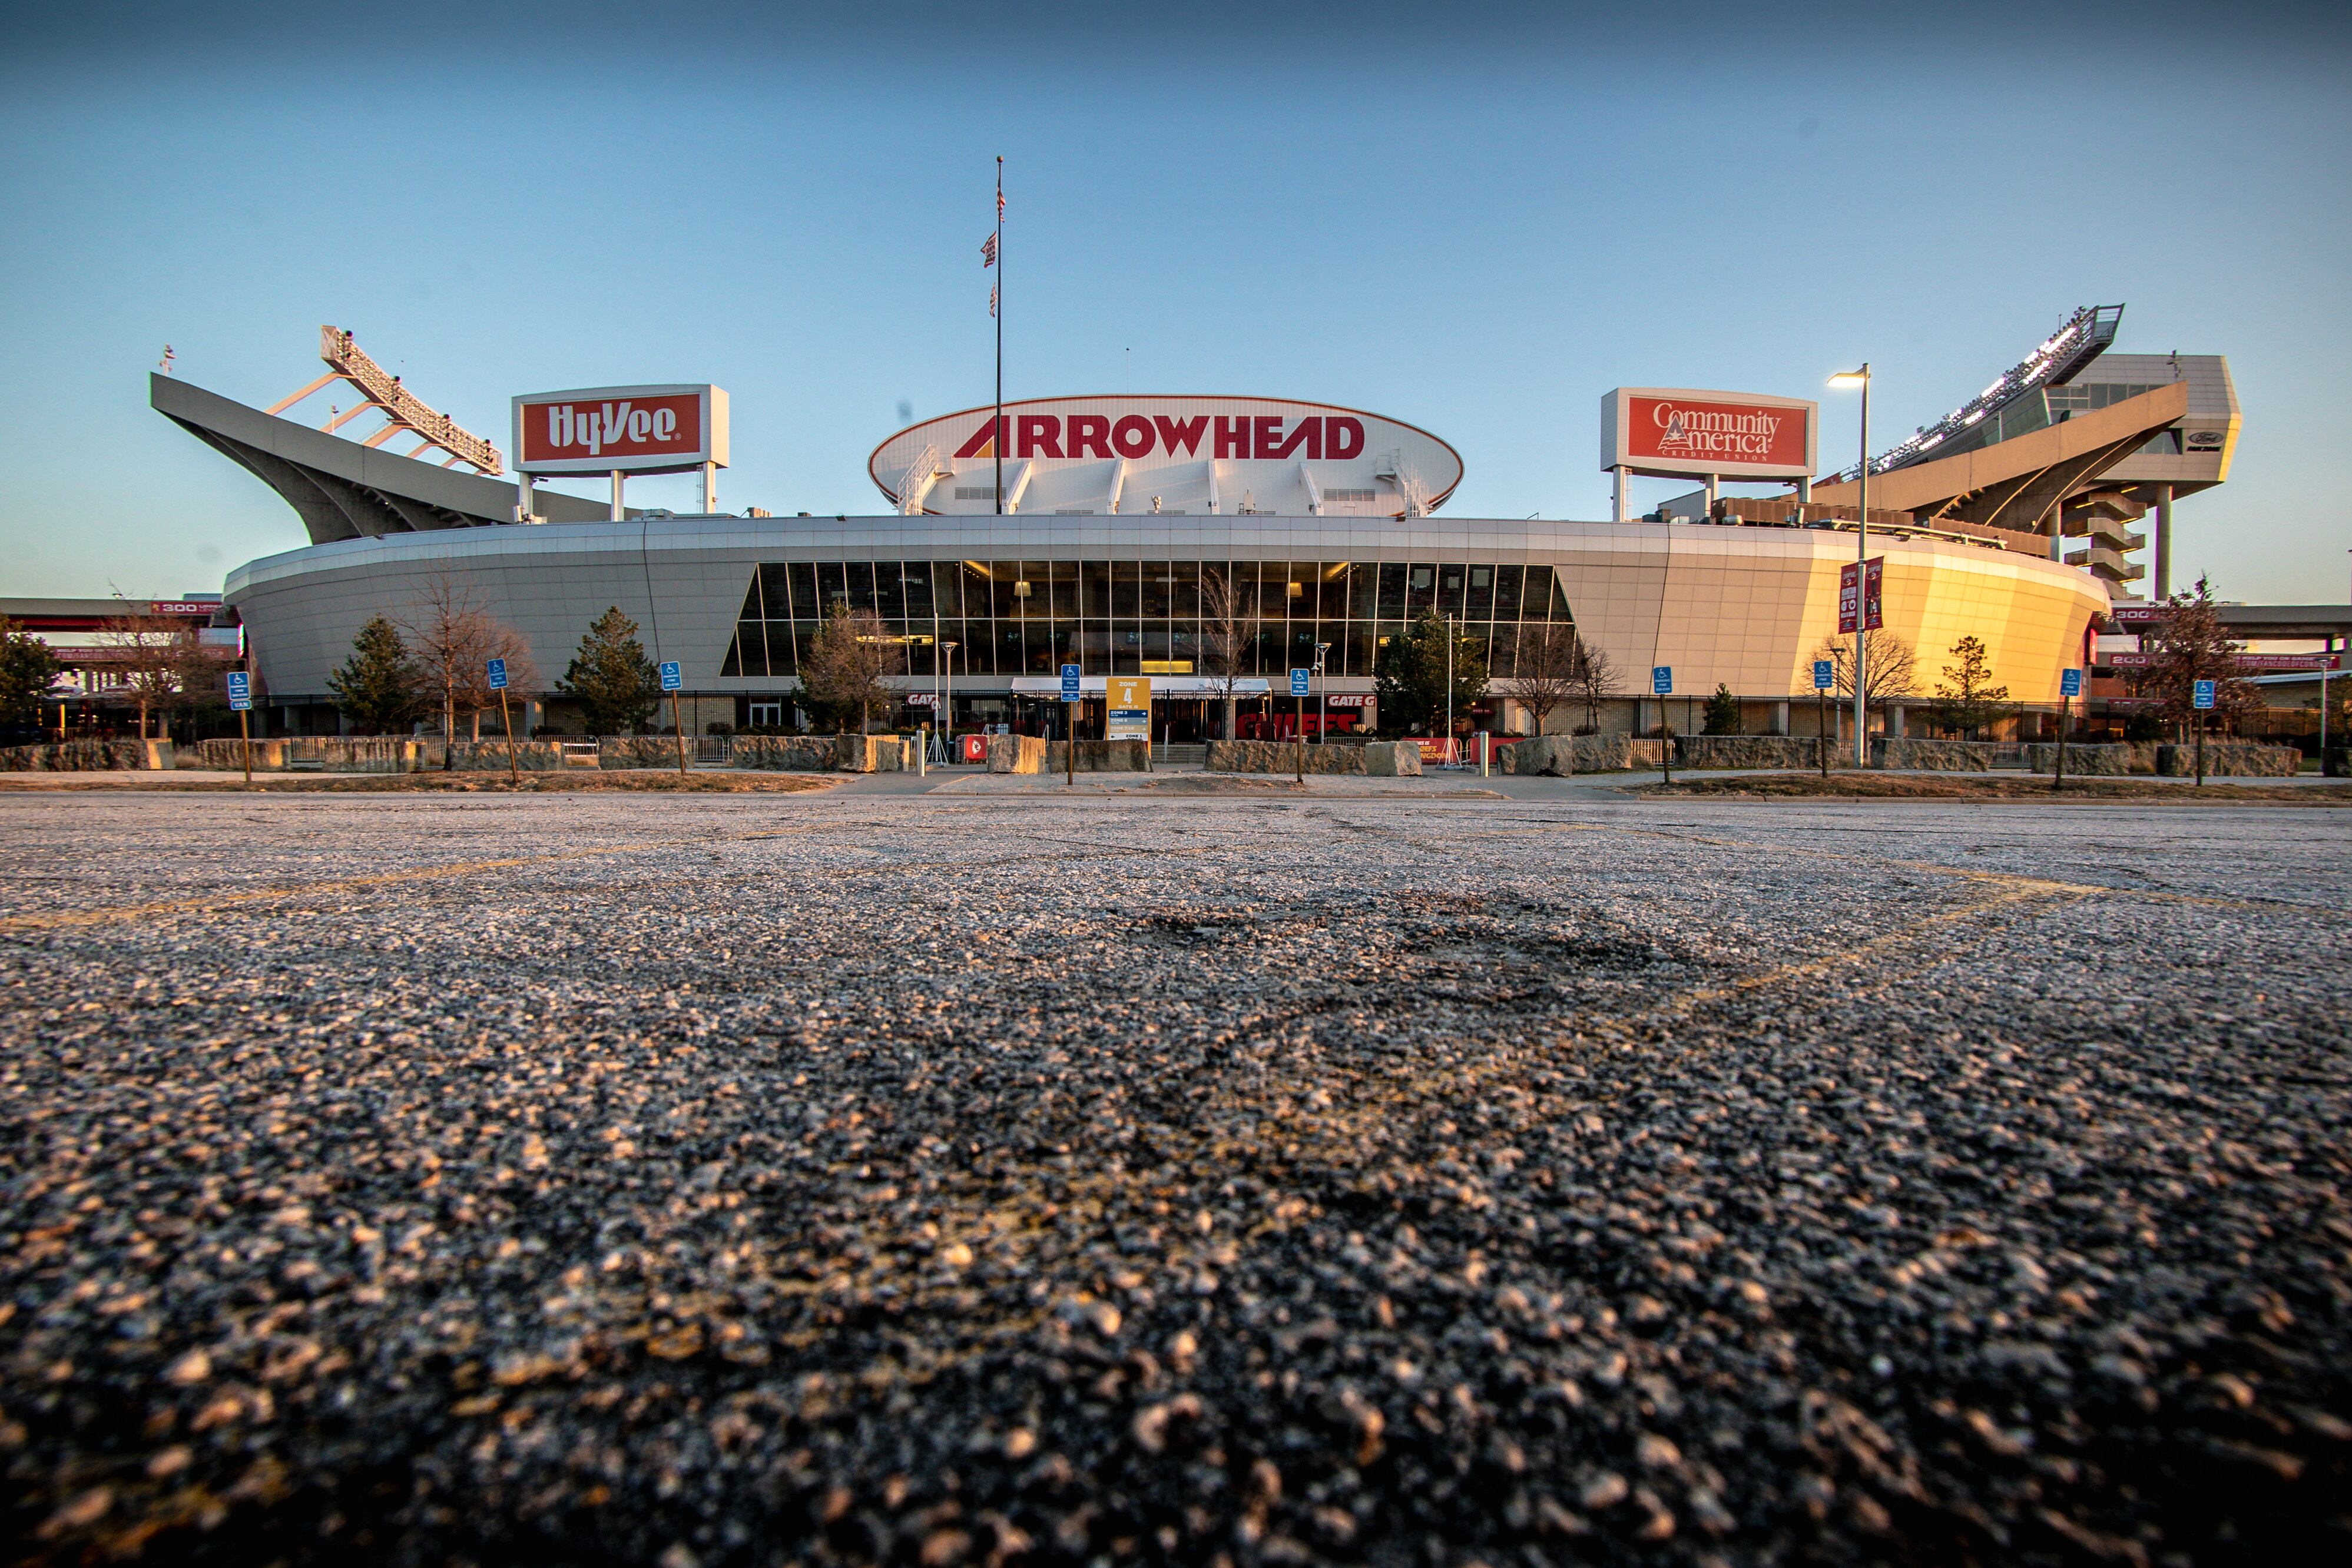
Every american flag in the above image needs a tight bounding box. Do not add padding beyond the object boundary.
[980,233,996,267]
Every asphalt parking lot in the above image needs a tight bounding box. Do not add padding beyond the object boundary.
[3,787,2347,1566]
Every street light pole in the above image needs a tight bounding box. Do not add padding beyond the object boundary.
[1831,363,1872,766]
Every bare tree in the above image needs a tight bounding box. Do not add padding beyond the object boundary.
[798,602,898,733]
[1198,566,1252,740]
[1567,634,1619,733]
[398,572,532,746]
[1811,632,1918,711]
[98,602,185,740]
[167,622,238,738]
[1505,619,1581,736]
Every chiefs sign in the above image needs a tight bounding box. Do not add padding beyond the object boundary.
[512,384,728,476]
[1601,387,1816,481]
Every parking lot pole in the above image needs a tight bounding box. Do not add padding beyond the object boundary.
[1818,690,1829,777]
[238,707,252,787]
[499,687,519,783]
[2055,693,2068,788]
[671,691,688,775]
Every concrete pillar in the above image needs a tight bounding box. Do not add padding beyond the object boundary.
[610,470,625,522]
[1772,700,1789,736]
[2154,483,2174,598]
[1612,467,1628,524]
[1704,473,1720,517]
[1797,475,1813,505]
[1888,703,1906,738]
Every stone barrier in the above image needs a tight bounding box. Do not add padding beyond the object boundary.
[445,741,568,771]
[190,737,428,773]
[0,740,148,771]
[1205,739,1366,774]
[732,735,843,771]
[1872,737,1993,771]
[1498,734,1634,775]
[1671,735,1820,770]
[2021,742,2156,776]
[2154,742,2300,778]
[597,735,695,769]
[1360,740,1422,776]
[1046,739,1153,773]
[986,734,1048,774]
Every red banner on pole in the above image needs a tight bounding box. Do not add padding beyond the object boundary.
[1838,562,1859,634]
[1863,556,1884,631]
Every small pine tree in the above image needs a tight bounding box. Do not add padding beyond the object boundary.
[327,616,421,734]
[0,616,64,728]
[1702,682,1742,735]
[1931,635,2013,739]
[558,606,660,735]
[1373,609,1489,736]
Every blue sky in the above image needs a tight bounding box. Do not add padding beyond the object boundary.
[4,2,2348,604]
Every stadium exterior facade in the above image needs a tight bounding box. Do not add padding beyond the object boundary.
[224,510,2105,740]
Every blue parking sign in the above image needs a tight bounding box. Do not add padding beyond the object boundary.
[660,661,682,692]
[2193,678,2216,710]
[1812,659,1834,690]
[486,657,508,691]
[2060,667,2082,698]
[1652,666,1672,696]
[225,671,250,700]
[1290,668,1311,697]
[1060,662,1081,698]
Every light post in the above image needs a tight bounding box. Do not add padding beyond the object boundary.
[1830,363,1871,765]
[926,639,945,761]
[1314,641,1330,747]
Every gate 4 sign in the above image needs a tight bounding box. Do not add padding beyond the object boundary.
[1107,675,1151,742]
[1837,558,1886,634]
[659,662,682,692]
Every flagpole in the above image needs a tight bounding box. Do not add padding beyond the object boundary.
[994,155,1004,517]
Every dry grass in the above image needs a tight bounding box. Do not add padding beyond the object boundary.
[0,770,838,795]
[1639,772,2351,804]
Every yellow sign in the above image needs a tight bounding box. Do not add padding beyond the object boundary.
[1106,675,1151,741]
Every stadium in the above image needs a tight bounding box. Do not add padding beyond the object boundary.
[155,310,2235,742]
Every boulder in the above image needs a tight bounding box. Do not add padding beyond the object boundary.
[1205,739,1366,774]
[2154,741,2301,778]
[731,735,842,771]
[1672,735,1817,770]
[1045,740,1153,773]
[1360,740,1422,776]
[1873,737,1994,771]
[2021,742,2156,776]
[986,734,1049,774]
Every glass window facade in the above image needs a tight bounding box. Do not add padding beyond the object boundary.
[719,560,1573,681]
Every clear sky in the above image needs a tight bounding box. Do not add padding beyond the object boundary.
[4,1,2348,605]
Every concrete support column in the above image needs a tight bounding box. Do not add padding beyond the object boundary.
[1704,473,1720,516]
[1888,703,1906,738]
[1797,475,1813,505]
[2154,483,2174,598]
[1612,466,1628,524]
[610,470,625,522]
[1772,700,1789,736]
[701,462,718,515]
[515,472,535,523]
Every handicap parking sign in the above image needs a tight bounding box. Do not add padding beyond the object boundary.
[2061,668,2082,698]
[226,671,250,700]
[660,661,682,692]
[1651,666,1672,696]
[1290,668,1311,697]
[487,657,508,691]
[2193,678,2215,710]
[1061,662,1081,698]
[1813,659,1833,690]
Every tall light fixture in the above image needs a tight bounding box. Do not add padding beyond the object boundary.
[1830,364,1871,765]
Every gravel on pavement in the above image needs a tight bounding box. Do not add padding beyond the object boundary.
[2,790,2347,1567]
